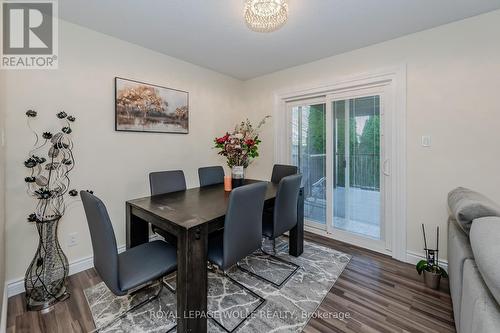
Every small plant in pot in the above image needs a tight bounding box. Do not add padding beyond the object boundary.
[416,259,448,290]
[416,224,448,289]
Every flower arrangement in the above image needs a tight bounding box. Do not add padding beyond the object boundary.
[214,116,270,168]
[24,110,78,223]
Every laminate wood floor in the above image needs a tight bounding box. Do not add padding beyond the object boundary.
[7,232,455,333]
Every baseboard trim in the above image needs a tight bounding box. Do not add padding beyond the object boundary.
[406,250,448,270]
[0,285,7,333]
[304,226,392,257]
[304,226,449,270]
[6,235,160,298]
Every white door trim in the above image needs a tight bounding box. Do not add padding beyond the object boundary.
[273,65,407,261]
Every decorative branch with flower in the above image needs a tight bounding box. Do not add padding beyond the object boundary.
[214,116,270,168]
[24,110,79,223]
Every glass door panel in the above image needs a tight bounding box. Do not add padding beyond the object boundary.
[291,102,326,227]
[333,96,381,239]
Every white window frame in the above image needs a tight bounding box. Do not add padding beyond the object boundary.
[273,65,407,261]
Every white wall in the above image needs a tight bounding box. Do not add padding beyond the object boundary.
[3,20,244,282]
[0,69,7,322]
[242,9,500,261]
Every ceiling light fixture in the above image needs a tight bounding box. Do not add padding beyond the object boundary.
[244,0,288,33]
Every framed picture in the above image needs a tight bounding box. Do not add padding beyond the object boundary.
[115,77,189,134]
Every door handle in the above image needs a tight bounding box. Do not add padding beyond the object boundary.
[383,159,390,176]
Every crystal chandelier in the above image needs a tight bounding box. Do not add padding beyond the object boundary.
[244,0,288,33]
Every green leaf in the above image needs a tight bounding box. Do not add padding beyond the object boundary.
[439,267,448,278]
[416,260,428,275]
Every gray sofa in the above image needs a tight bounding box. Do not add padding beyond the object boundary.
[448,187,500,333]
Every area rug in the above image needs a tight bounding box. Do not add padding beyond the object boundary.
[84,238,351,332]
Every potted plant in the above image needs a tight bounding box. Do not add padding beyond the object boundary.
[416,260,448,290]
[214,116,270,185]
[416,224,448,289]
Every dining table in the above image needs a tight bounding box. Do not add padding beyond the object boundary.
[125,179,304,333]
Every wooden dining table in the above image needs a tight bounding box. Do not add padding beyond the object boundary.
[125,179,304,332]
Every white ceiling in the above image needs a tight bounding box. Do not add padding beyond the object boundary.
[60,0,500,80]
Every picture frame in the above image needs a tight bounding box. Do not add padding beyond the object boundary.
[114,77,189,134]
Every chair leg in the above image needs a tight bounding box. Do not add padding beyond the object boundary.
[91,279,176,333]
[161,273,176,293]
[237,251,300,289]
[208,266,266,333]
[261,237,276,255]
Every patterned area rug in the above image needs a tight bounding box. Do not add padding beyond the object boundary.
[84,238,350,332]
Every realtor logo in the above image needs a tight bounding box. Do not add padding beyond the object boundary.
[1,0,58,69]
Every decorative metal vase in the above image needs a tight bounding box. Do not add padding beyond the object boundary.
[423,270,441,290]
[231,165,245,187]
[25,217,70,311]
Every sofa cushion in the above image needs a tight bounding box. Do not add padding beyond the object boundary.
[471,292,500,333]
[448,218,474,331]
[448,187,500,234]
[461,259,500,333]
[470,216,500,305]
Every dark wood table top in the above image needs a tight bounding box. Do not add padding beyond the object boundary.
[126,179,278,230]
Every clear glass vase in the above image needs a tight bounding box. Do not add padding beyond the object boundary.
[231,166,244,179]
[231,166,245,187]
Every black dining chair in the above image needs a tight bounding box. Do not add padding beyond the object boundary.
[239,174,302,288]
[149,170,186,195]
[207,182,267,331]
[198,166,224,187]
[149,170,186,244]
[80,191,177,331]
[267,164,298,218]
[270,164,298,184]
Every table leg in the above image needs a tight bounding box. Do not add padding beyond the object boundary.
[177,225,208,332]
[126,204,149,250]
[289,188,304,257]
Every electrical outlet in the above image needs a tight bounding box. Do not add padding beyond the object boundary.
[67,232,78,247]
[421,135,431,147]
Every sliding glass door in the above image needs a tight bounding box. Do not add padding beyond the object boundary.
[332,96,381,240]
[287,88,387,251]
[290,100,326,228]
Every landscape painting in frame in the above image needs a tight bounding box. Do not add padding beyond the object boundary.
[115,77,189,133]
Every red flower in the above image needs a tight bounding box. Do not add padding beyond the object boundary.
[215,133,230,144]
[245,139,255,146]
